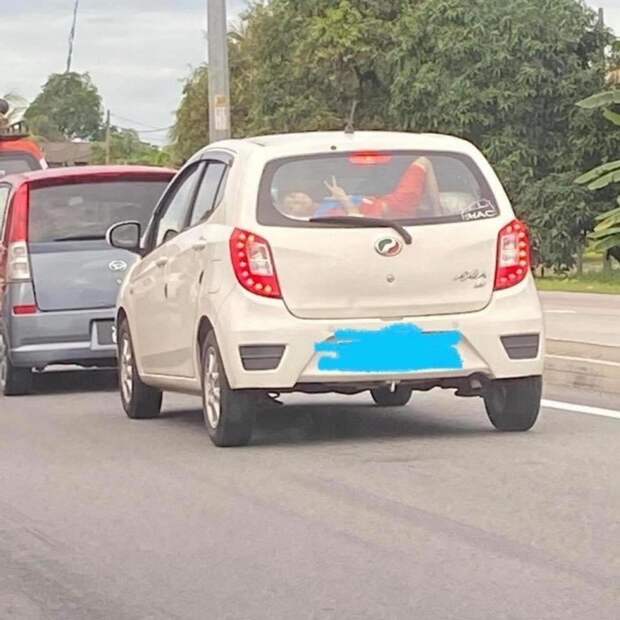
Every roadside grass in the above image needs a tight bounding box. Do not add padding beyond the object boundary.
[536,271,620,294]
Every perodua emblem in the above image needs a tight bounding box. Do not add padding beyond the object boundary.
[375,236,402,257]
[109,260,128,272]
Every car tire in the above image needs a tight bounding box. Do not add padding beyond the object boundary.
[118,319,162,419]
[0,333,33,396]
[201,331,255,447]
[370,385,413,407]
[484,376,542,432]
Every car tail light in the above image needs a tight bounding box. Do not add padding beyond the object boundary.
[494,219,531,290]
[7,184,32,282]
[12,304,38,316]
[349,152,392,165]
[229,228,281,299]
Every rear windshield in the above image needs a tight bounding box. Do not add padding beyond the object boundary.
[0,152,39,177]
[28,179,168,243]
[258,151,498,227]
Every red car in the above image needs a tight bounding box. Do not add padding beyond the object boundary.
[0,137,46,177]
[0,97,46,176]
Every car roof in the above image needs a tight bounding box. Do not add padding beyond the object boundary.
[0,137,45,160]
[198,131,477,158]
[0,164,176,187]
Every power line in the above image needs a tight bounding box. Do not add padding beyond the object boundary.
[110,112,166,130]
[114,124,174,134]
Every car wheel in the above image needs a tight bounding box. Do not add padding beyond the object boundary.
[118,319,162,419]
[370,385,413,407]
[484,376,542,432]
[0,333,33,396]
[201,331,255,447]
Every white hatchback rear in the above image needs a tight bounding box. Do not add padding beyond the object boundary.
[109,131,544,447]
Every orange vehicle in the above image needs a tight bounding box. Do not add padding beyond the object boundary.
[0,97,47,177]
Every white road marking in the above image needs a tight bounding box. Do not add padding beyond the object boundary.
[542,399,620,420]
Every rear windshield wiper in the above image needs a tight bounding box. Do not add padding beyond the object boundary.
[52,234,107,242]
[309,216,413,245]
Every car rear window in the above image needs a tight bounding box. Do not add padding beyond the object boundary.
[258,151,498,227]
[28,179,169,243]
[0,152,39,177]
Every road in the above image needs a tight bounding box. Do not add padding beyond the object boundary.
[1,371,619,619]
[540,291,620,345]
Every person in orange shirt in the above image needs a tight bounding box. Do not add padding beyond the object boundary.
[321,156,442,219]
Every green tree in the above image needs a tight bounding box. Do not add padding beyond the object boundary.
[576,89,620,262]
[174,0,618,268]
[26,72,103,140]
[388,0,616,269]
[171,66,209,164]
[91,128,173,166]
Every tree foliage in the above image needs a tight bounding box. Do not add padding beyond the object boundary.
[576,88,620,258]
[91,128,173,167]
[26,72,103,140]
[174,0,618,268]
[171,66,209,163]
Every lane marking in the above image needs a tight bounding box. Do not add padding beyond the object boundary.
[542,399,620,420]
[546,354,620,367]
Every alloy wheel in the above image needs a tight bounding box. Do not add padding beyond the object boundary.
[120,334,134,404]
[203,347,221,429]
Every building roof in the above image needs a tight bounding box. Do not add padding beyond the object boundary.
[41,141,93,163]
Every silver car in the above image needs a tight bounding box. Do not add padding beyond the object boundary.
[0,165,174,395]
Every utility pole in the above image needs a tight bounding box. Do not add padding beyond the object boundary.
[207,0,231,143]
[66,0,79,73]
[105,110,111,164]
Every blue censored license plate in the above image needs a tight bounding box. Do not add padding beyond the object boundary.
[315,324,464,373]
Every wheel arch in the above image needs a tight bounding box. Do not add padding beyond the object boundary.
[195,315,215,374]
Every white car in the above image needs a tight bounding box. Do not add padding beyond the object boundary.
[107,131,544,447]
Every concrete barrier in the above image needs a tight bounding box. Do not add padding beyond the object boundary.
[545,338,620,395]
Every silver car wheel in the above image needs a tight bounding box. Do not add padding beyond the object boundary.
[203,346,221,429]
[120,334,134,404]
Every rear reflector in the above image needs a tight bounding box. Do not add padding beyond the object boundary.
[239,345,285,370]
[13,304,38,315]
[500,334,540,360]
[349,152,392,165]
[494,219,531,290]
[229,228,282,298]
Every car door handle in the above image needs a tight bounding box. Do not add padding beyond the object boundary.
[156,257,169,268]
[192,239,207,252]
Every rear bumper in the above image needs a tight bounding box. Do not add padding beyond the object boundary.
[213,277,545,390]
[3,302,116,368]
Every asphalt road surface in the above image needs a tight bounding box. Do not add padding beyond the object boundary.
[0,372,620,620]
[1,371,619,620]
[541,291,620,345]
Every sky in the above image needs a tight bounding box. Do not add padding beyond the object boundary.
[1,0,619,146]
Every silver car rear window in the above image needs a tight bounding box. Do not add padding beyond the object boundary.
[258,151,498,227]
[29,180,168,243]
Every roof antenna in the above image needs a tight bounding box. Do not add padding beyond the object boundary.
[344,100,358,135]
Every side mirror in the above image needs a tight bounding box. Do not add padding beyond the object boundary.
[106,221,142,254]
